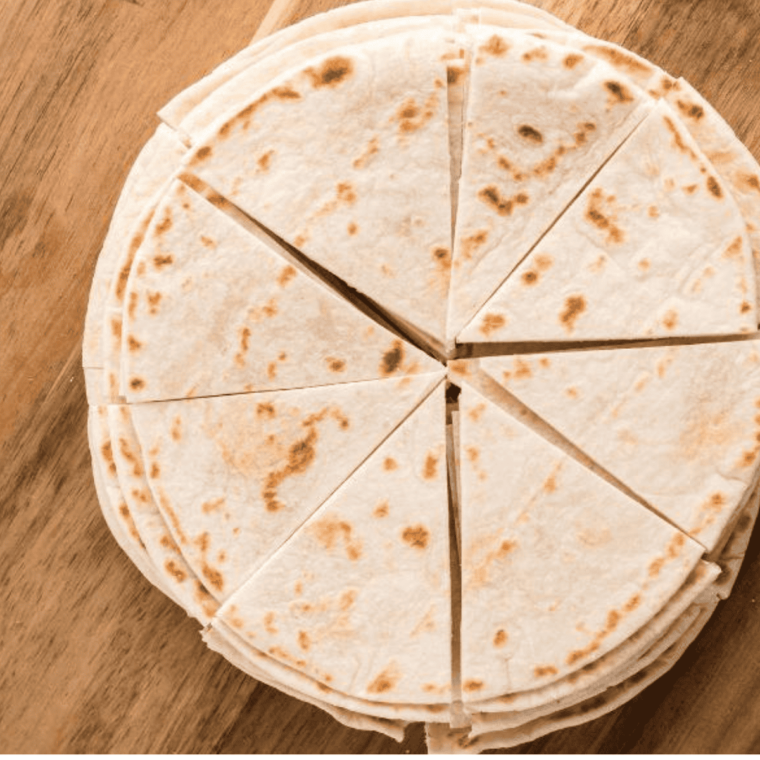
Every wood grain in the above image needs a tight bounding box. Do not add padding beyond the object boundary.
[2,0,760,753]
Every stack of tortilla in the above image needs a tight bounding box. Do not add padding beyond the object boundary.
[82,0,760,752]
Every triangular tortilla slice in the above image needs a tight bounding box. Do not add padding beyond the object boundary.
[129,371,443,602]
[107,405,219,623]
[481,338,760,552]
[446,25,653,341]
[211,383,450,704]
[458,101,756,343]
[120,177,439,403]
[457,383,704,700]
[185,30,454,344]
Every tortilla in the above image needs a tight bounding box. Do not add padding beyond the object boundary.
[446,25,653,343]
[459,100,756,343]
[120,177,439,403]
[456,382,704,700]
[480,337,760,552]
[184,30,455,346]
[202,625,409,741]
[107,404,219,623]
[87,405,180,602]
[128,371,443,602]
[212,382,450,703]
[83,125,187,370]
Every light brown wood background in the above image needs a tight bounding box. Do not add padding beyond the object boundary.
[3,0,760,753]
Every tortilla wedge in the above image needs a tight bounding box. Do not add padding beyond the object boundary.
[458,100,757,343]
[456,382,704,700]
[185,30,455,345]
[446,25,653,342]
[211,382,450,704]
[480,337,760,552]
[120,177,439,403]
[128,371,443,602]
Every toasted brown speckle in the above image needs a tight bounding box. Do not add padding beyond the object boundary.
[306,56,353,88]
[480,35,509,58]
[367,667,399,695]
[604,80,633,105]
[373,501,389,518]
[402,525,430,549]
[564,53,584,69]
[423,452,439,480]
[463,679,483,692]
[706,175,723,198]
[153,254,174,270]
[129,377,145,391]
[560,296,586,333]
[493,629,508,647]
[534,665,558,678]
[380,341,404,376]
[480,313,506,336]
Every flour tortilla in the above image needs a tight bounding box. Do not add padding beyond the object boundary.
[457,382,704,700]
[107,404,219,623]
[83,125,187,369]
[87,405,180,603]
[481,338,760,552]
[426,598,719,753]
[185,30,455,344]
[213,383,450,704]
[120,177,439,403]
[160,0,572,133]
[459,100,757,343]
[446,25,653,342]
[202,625,408,741]
[129,371,443,602]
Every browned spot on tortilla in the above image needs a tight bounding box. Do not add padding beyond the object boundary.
[336,182,356,204]
[741,301,753,314]
[380,340,404,376]
[324,357,345,373]
[564,53,584,69]
[117,504,141,544]
[480,313,506,337]
[262,612,278,634]
[432,246,451,274]
[402,525,429,549]
[129,377,145,391]
[662,115,699,161]
[423,452,439,480]
[202,563,223,593]
[520,269,540,286]
[199,235,215,249]
[377,456,398,473]
[100,441,117,476]
[153,254,174,271]
[522,46,548,62]
[297,631,310,651]
[110,318,122,340]
[722,236,744,260]
[310,515,362,560]
[675,99,705,121]
[178,172,205,192]
[164,559,187,583]
[277,265,296,287]
[373,501,389,518]
[480,35,509,58]
[738,172,760,194]
[467,403,485,423]
[267,362,278,380]
[518,125,543,144]
[584,44,651,76]
[460,229,488,261]
[638,258,651,272]
[268,645,306,669]
[305,56,353,88]
[447,66,463,85]
[706,175,723,198]
[367,666,400,695]
[347,222,358,235]
[123,334,141,354]
[257,150,274,172]
[604,80,633,105]
[514,359,531,379]
[586,188,625,244]
[543,474,557,493]
[534,665,558,678]
[648,205,659,218]
[493,629,508,647]
[478,185,529,216]
[662,309,678,330]
[683,184,698,195]
[463,679,483,692]
[535,254,553,271]
[143,291,162,317]
[353,137,380,169]
[118,437,142,477]
[262,414,325,513]
[190,145,213,166]
[127,292,138,321]
[560,295,586,333]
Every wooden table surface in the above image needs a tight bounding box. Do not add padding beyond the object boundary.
[3,0,760,753]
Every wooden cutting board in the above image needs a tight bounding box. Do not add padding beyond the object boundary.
[2,0,760,752]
